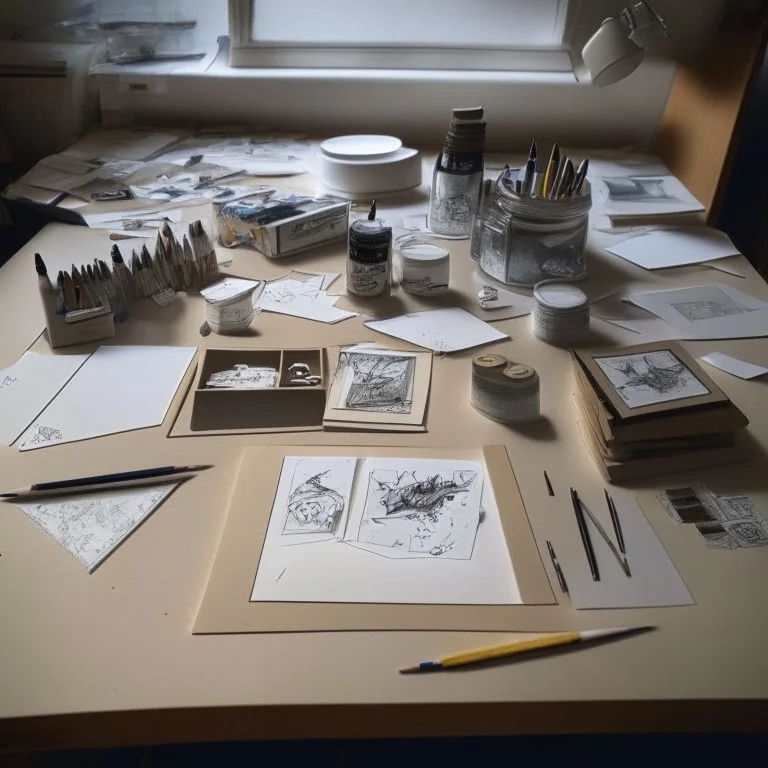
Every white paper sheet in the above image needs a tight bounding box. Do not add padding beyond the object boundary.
[0,351,89,446]
[18,346,197,451]
[251,456,521,605]
[700,352,768,380]
[365,307,508,353]
[63,130,185,162]
[605,228,740,270]
[200,277,261,303]
[565,495,694,609]
[625,283,768,340]
[14,482,178,572]
[81,208,183,234]
[254,274,357,324]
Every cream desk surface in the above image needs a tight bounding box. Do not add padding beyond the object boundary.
[2,199,768,747]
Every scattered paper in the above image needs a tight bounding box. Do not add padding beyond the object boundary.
[81,208,183,235]
[567,495,694,609]
[700,352,768,380]
[18,346,196,451]
[605,228,740,270]
[625,283,768,340]
[64,129,185,163]
[251,456,520,605]
[14,482,178,572]
[365,307,508,353]
[254,273,357,324]
[200,277,260,303]
[659,486,768,550]
[0,351,89,446]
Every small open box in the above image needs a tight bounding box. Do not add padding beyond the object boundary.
[190,347,326,432]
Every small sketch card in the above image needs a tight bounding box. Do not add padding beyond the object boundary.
[323,344,433,430]
[574,341,727,421]
[591,174,703,217]
[625,284,768,340]
[14,482,178,572]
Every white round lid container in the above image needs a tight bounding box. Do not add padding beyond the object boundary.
[320,134,402,159]
[400,243,450,266]
[533,282,588,310]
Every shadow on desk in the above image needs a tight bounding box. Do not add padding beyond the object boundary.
[3,734,767,768]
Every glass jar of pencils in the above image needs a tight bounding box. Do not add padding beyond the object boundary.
[470,170,592,287]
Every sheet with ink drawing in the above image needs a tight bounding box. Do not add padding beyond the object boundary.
[254,273,356,324]
[251,456,521,605]
[14,482,178,572]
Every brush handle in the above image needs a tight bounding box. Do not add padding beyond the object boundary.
[441,632,582,668]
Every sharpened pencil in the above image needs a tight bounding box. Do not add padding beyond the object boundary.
[571,487,600,581]
[399,626,653,673]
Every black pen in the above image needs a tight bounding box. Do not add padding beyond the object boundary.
[573,158,589,196]
[544,470,555,497]
[605,489,626,554]
[546,539,568,594]
[522,138,537,195]
[571,487,600,581]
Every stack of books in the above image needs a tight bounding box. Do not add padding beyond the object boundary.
[572,341,750,481]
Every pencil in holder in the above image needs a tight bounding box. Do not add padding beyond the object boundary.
[39,282,115,349]
[470,171,592,288]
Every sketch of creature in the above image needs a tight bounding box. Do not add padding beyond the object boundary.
[372,470,477,522]
[25,425,63,446]
[610,355,690,395]
[285,472,345,533]
[344,354,414,411]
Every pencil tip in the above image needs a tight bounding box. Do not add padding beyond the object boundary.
[0,493,16,498]
[399,666,420,674]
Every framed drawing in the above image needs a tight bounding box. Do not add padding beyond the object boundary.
[574,341,727,421]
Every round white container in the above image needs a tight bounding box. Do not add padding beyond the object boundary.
[399,243,450,295]
[533,281,589,345]
[470,354,540,424]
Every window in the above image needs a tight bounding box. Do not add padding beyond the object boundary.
[228,0,573,70]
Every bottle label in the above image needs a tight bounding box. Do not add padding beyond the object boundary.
[347,236,391,296]
[441,153,484,175]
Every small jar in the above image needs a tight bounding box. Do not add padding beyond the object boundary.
[470,171,592,287]
[533,281,590,345]
[398,242,450,295]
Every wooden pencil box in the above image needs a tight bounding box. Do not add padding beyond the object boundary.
[190,347,326,431]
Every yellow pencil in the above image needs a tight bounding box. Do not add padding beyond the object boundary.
[399,626,652,673]
[541,142,560,198]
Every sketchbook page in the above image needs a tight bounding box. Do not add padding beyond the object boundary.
[0,351,89,446]
[18,346,197,451]
[625,284,768,340]
[251,457,521,605]
[605,228,741,270]
[271,456,358,546]
[700,353,768,380]
[590,170,703,217]
[365,308,508,353]
[13,482,178,572]
[564,495,694,609]
[254,274,357,324]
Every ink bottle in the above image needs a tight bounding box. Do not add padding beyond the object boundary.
[346,201,392,297]
[427,107,486,237]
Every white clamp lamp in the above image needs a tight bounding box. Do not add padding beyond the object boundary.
[582,1,670,87]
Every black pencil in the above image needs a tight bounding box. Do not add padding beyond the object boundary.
[571,487,600,581]
[605,489,626,555]
[544,470,555,497]
[546,539,568,594]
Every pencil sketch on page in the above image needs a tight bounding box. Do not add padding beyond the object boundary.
[280,457,356,536]
[336,350,416,414]
[15,482,178,572]
[20,424,64,447]
[670,289,757,322]
[351,462,482,559]
[603,176,680,203]
[1,375,18,389]
[596,350,709,409]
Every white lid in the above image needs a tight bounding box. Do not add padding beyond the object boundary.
[400,243,450,265]
[320,134,402,159]
[534,282,588,310]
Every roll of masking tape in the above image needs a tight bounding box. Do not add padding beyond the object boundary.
[470,354,540,424]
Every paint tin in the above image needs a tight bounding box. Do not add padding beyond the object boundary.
[346,214,392,297]
[471,354,540,424]
[533,281,589,344]
[399,242,450,295]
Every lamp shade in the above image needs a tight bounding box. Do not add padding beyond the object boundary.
[582,17,644,87]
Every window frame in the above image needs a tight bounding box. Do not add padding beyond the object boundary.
[227,0,578,71]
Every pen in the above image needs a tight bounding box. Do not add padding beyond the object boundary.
[399,626,653,673]
[549,155,568,199]
[605,490,626,555]
[1,464,213,498]
[571,487,600,581]
[34,253,53,292]
[573,158,589,196]
[522,138,537,195]
[543,470,555,497]
[577,494,631,578]
[546,539,568,594]
[541,142,560,198]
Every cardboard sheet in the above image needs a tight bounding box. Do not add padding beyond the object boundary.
[193,445,557,634]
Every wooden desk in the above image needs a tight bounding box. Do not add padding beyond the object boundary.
[2,188,768,748]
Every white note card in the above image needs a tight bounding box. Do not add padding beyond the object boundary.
[365,308,508,353]
[18,345,197,451]
[700,352,768,380]
[605,228,740,270]
[0,351,89,446]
